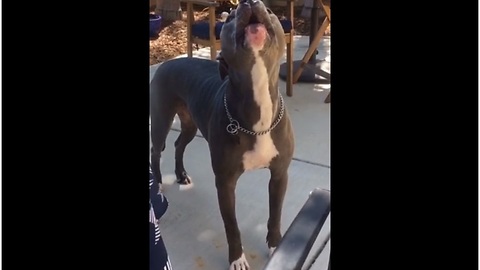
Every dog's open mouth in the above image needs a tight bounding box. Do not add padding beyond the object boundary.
[245,23,267,48]
[235,0,273,48]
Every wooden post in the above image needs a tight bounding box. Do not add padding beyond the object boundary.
[209,6,217,60]
[155,0,182,20]
[187,2,194,57]
[286,0,294,96]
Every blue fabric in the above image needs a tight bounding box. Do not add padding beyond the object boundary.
[150,167,168,218]
[191,19,293,40]
[150,164,172,270]
[191,21,225,40]
[280,19,293,33]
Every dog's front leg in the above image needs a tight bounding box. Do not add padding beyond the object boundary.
[266,168,288,255]
[215,175,250,270]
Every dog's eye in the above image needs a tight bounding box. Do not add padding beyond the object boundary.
[266,8,273,14]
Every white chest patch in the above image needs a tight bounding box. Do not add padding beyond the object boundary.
[242,50,279,171]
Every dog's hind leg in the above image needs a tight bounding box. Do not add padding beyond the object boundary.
[150,103,177,186]
[174,107,198,185]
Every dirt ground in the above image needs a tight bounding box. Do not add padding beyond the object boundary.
[150,5,329,65]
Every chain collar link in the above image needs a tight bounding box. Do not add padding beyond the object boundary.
[224,93,285,136]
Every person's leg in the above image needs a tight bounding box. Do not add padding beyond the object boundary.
[150,163,173,270]
[150,223,172,270]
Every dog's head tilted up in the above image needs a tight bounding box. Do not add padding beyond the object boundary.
[217,0,286,80]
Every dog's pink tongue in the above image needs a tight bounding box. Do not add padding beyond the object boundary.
[245,23,267,49]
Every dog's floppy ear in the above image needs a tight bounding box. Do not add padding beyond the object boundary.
[216,52,229,80]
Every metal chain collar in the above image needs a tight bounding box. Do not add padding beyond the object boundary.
[223,93,285,136]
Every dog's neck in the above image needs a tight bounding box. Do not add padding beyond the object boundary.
[225,54,281,133]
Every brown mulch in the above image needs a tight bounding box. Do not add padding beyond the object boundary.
[150,7,329,65]
[149,10,209,65]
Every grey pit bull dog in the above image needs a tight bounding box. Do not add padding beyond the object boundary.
[150,0,294,269]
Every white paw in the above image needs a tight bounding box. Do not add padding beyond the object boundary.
[179,181,194,191]
[229,253,250,270]
[269,247,276,257]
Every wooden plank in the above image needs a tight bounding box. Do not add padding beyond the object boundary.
[180,0,220,7]
[321,1,330,19]
[292,16,329,83]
